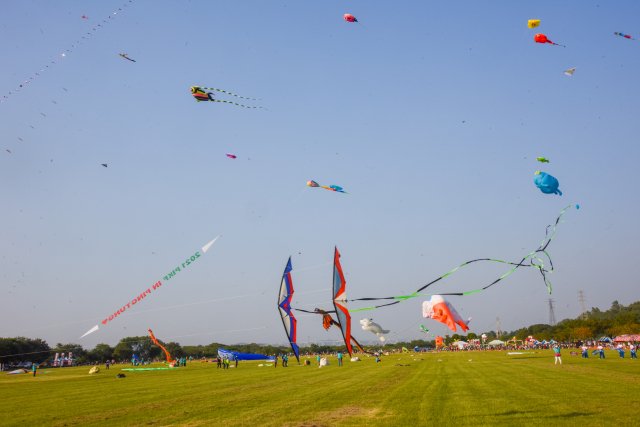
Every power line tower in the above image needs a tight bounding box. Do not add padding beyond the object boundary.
[578,290,587,319]
[548,298,556,325]
[496,317,502,338]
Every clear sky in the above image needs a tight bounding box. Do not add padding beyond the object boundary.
[1,1,639,348]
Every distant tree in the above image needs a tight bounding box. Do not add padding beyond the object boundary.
[88,344,114,363]
[0,337,50,364]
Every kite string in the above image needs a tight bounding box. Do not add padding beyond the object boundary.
[1,0,136,103]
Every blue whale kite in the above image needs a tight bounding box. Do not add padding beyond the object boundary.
[534,171,562,195]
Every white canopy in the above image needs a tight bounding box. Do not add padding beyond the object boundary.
[488,339,505,346]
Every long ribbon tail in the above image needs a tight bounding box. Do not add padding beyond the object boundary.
[212,99,263,109]
[348,204,574,309]
[202,87,260,101]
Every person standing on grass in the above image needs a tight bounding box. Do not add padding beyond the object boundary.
[630,344,637,359]
[553,344,562,365]
[337,351,343,367]
[31,362,37,377]
[106,359,110,370]
[274,354,278,368]
[598,345,605,359]
[581,345,589,358]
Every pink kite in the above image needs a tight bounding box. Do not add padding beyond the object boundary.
[534,33,565,47]
[343,13,358,23]
[422,295,469,333]
[226,153,237,159]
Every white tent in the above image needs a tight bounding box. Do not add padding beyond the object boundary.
[488,340,505,346]
[452,341,469,349]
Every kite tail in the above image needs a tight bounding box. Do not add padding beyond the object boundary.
[203,87,260,101]
[348,204,575,310]
[213,99,263,109]
[148,329,175,365]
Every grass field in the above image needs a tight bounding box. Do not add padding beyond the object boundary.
[2,350,639,426]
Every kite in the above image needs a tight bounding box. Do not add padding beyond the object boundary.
[306,180,347,193]
[420,325,429,334]
[119,53,136,62]
[422,295,469,333]
[536,157,550,163]
[614,32,635,40]
[527,19,541,29]
[81,15,89,20]
[101,163,108,168]
[359,318,389,342]
[344,13,358,23]
[348,205,577,312]
[435,336,444,347]
[333,247,353,355]
[534,33,565,47]
[564,67,576,76]
[225,154,237,159]
[293,248,368,355]
[534,171,562,195]
[148,328,176,366]
[277,257,300,363]
[79,236,220,338]
[190,86,263,109]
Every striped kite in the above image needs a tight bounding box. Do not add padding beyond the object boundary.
[277,257,300,363]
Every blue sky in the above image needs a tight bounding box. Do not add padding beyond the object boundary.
[1,0,639,348]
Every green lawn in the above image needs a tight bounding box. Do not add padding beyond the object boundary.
[1,350,639,426]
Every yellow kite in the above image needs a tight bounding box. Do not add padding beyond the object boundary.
[527,19,541,29]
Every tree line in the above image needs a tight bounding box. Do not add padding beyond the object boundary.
[2,300,639,365]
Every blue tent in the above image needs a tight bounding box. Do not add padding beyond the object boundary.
[217,348,274,361]
[599,337,613,343]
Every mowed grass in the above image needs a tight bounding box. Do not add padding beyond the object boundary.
[1,350,639,426]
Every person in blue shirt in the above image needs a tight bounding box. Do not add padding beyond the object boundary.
[553,344,562,365]
[337,351,343,367]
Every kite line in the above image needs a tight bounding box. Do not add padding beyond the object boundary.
[349,204,577,312]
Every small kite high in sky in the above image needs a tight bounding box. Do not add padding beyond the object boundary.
[419,325,430,334]
[306,180,346,193]
[344,13,358,23]
[80,236,220,338]
[534,33,565,47]
[101,163,108,168]
[190,86,263,109]
[534,171,562,195]
[225,153,237,159]
[564,67,576,76]
[527,19,541,28]
[536,157,550,163]
[119,53,136,62]
[422,295,469,333]
[614,32,635,40]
